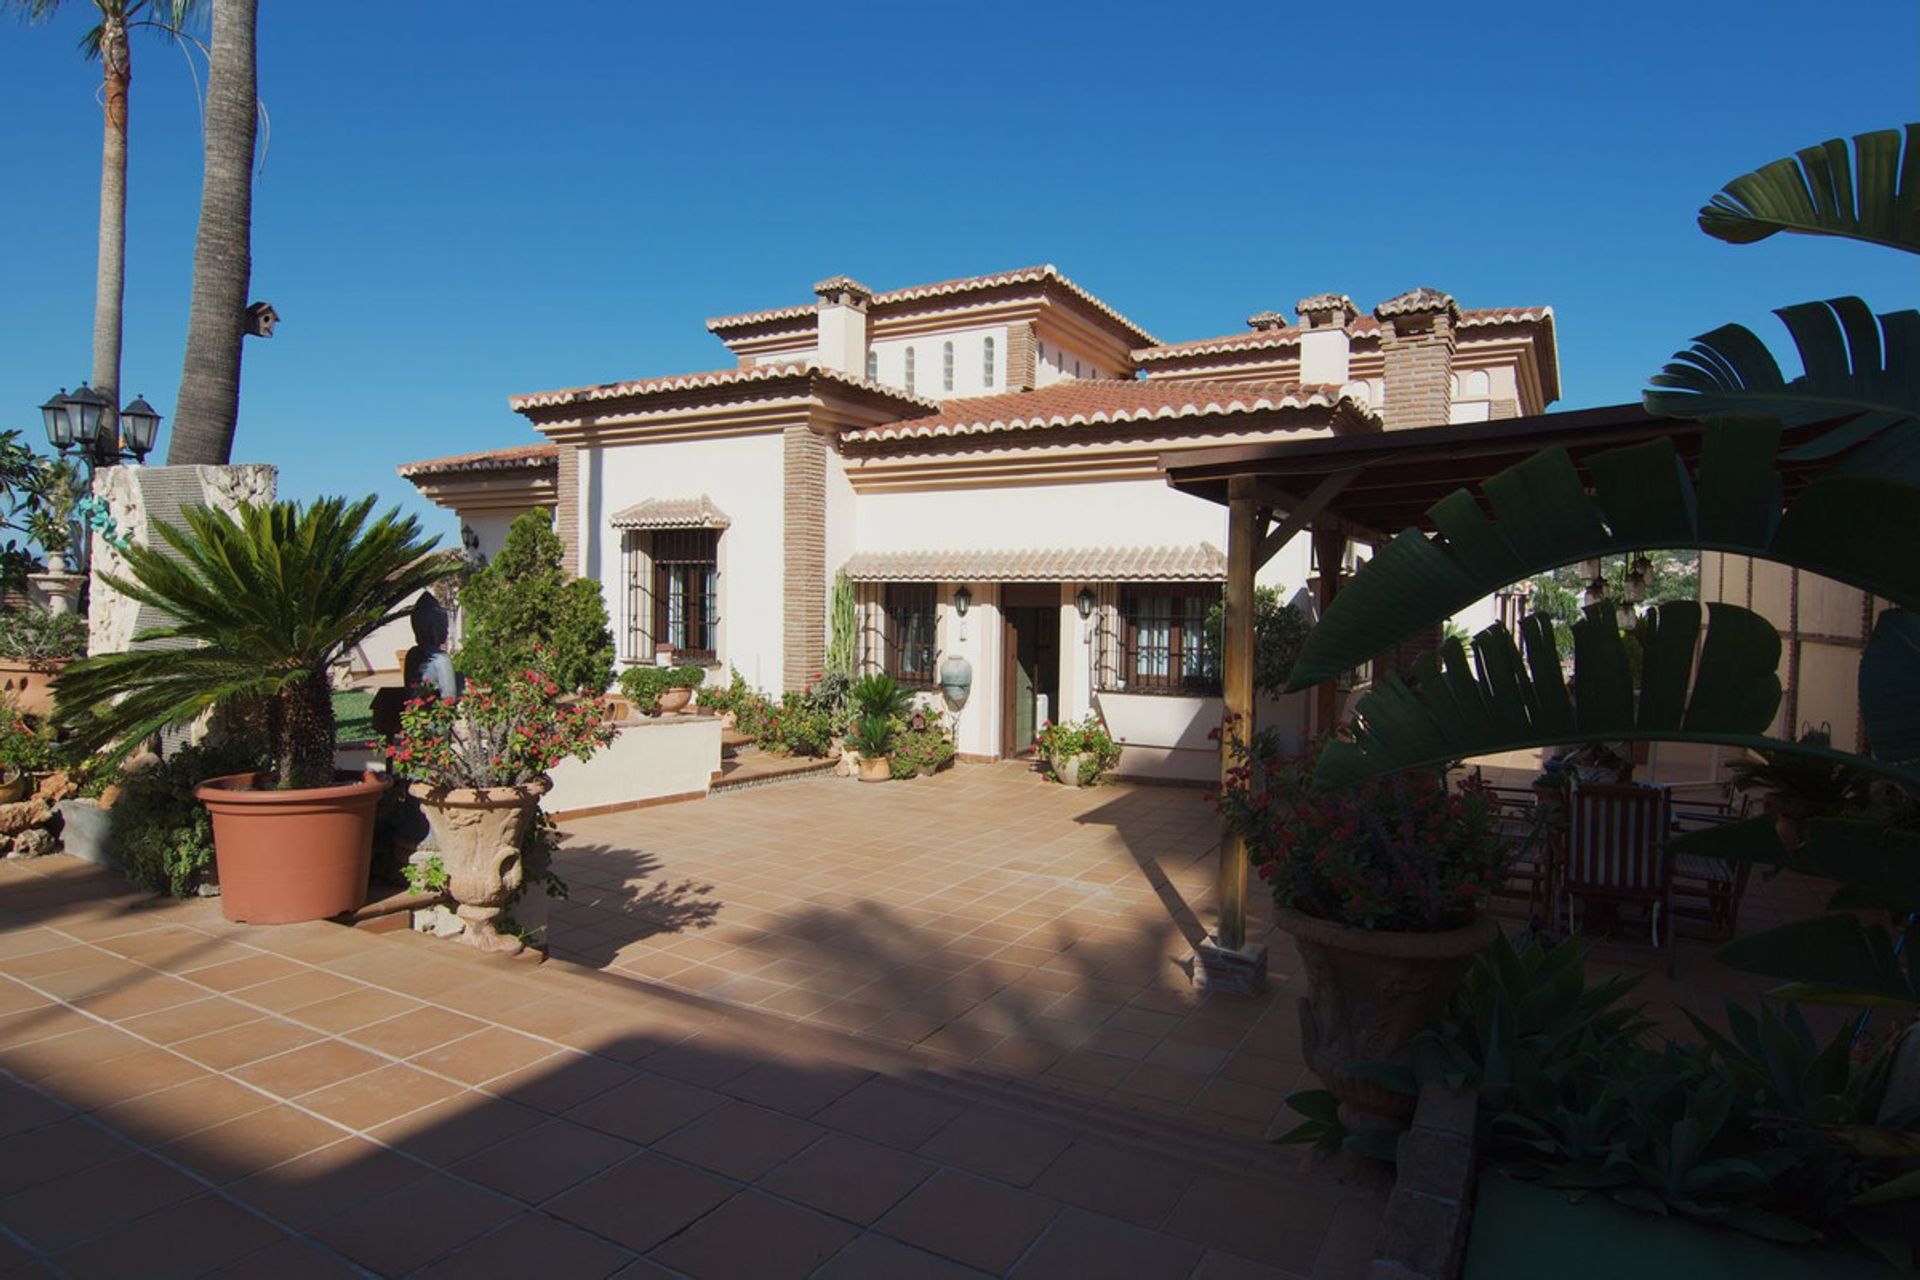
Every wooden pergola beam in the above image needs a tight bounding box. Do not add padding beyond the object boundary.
[1255,466,1362,568]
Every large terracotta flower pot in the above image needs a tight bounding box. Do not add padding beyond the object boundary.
[195,771,389,924]
[655,686,693,716]
[857,755,891,783]
[1279,906,1497,1129]
[0,657,71,719]
[408,775,550,954]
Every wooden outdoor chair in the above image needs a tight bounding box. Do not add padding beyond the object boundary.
[1670,783,1755,942]
[1563,781,1676,975]
[1488,790,1556,924]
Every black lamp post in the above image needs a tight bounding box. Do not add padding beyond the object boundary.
[39,382,161,468]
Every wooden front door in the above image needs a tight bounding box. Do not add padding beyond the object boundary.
[1002,598,1060,756]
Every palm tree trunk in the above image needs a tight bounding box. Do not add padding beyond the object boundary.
[91,10,130,452]
[166,0,255,466]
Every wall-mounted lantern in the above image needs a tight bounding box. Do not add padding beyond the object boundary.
[1075,587,1096,621]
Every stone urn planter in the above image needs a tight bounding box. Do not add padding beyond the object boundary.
[0,658,71,719]
[654,686,693,716]
[195,771,389,924]
[1050,753,1097,787]
[407,775,551,955]
[1280,906,1498,1129]
[857,754,891,783]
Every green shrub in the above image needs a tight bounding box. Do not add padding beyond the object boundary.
[760,695,835,757]
[850,672,912,721]
[847,714,893,757]
[696,667,750,715]
[0,708,60,776]
[0,608,88,661]
[457,513,614,695]
[110,736,270,897]
[890,726,955,779]
[1035,713,1122,783]
[618,664,704,707]
[1203,586,1314,697]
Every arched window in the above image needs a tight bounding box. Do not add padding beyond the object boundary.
[983,336,996,386]
[867,349,879,381]
[905,347,916,392]
[1074,359,1082,378]
[942,341,954,392]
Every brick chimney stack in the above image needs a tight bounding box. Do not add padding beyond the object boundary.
[1374,287,1459,430]
[812,275,873,378]
[1295,294,1359,387]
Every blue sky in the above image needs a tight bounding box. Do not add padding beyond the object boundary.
[2,1,1914,547]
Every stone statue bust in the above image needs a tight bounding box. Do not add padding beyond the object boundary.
[402,593,460,700]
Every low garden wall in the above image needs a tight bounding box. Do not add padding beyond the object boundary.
[545,713,720,819]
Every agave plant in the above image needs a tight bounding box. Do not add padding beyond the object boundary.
[55,496,451,790]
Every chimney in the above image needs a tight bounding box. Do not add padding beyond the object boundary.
[1295,294,1358,386]
[1373,287,1460,430]
[1245,310,1288,332]
[811,275,873,378]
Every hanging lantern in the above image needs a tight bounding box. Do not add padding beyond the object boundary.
[1583,577,1608,608]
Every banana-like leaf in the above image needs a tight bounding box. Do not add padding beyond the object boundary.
[1860,608,1920,771]
[1286,423,1920,691]
[1313,602,1783,785]
[1696,126,1920,253]
[1642,299,1920,472]
[1716,914,1918,1007]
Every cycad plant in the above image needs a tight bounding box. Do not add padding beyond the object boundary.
[55,496,452,789]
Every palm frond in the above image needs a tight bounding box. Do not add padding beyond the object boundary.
[1698,126,1920,254]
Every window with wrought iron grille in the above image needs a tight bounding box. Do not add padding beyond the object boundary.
[645,529,718,659]
[1115,584,1219,693]
[883,582,937,687]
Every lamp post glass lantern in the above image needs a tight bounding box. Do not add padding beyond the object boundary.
[39,383,160,465]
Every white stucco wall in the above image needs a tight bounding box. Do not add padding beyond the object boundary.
[462,509,538,563]
[584,433,788,692]
[868,325,1011,398]
[547,715,721,815]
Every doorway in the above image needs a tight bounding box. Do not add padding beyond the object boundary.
[1002,589,1060,756]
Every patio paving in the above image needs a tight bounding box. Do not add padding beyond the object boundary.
[0,852,1384,1279]
[548,761,1828,1141]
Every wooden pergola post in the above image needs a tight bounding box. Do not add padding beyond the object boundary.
[1216,477,1258,951]
[1312,523,1347,735]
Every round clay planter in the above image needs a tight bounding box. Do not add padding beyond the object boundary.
[195,771,389,925]
[407,776,551,955]
[857,755,892,783]
[655,686,693,716]
[0,771,27,806]
[1278,905,1498,1130]
[1050,753,1098,787]
[0,657,72,720]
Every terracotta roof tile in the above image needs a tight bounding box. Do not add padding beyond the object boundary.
[707,264,1158,346]
[396,443,556,478]
[608,494,731,530]
[842,544,1226,582]
[1131,306,1553,363]
[507,362,936,413]
[842,379,1373,443]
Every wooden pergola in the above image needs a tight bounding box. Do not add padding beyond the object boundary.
[1159,401,1837,962]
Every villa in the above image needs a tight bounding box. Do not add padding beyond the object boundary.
[399,266,1559,779]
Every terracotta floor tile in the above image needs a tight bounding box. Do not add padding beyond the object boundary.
[234,971,365,1015]
[414,1211,635,1279]
[758,1131,935,1225]
[367,1092,547,1165]
[232,1039,386,1099]
[52,1191,289,1278]
[814,1078,964,1151]
[0,1004,95,1050]
[1192,1251,1300,1280]
[298,1062,463,1130]
[561,1073,725,1144]
[286,986,422,1033]
[177,952,308,993]
[69,975,208,1021]
[0,1151,203,1252]
[1162,1173,1343,1273]
[449,1118,637,1204]
[812,1234,994,1279]
[0,1024,149,1083]
[409,1027,559,1085]
[203,1236,366,1278]
[635,1034,759,1086]
[654,1100,822,1182]
[482,1052,637,1114]
[155,1102,347,1183]
[171,1017,323,1071]
[1031,1141,1194,1228]
[0,1080,72,1140]
[1008,1207,1205,1279]
[0,978,52,1018]
[876,1169,1060,1274]
[651,1188,855,1279]
[310,1171,519,1275]
[546,1151,734,1253]
[0,1115,132,1197]
[916,1106,1073,1187]
[119,996,262,1045]
[226,1136,427,1229]
[347,1005,485,1057]
[97,1075,274,1144]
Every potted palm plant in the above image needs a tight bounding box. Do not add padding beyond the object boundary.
[54,497,453,924]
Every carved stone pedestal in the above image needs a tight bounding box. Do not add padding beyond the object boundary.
[1192,937,1269,995]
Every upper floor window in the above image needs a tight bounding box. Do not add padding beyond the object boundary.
[883,582,937,688]
[983,336,995,386]
[1112,583,1218,694]
[866,349,878,381]
[905,347,916,393]
[1074,359,1082,378]
[942,341,954,392]
[1037,340,1046,363]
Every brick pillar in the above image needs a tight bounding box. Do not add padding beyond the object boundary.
[782,424,827,693]
[554,443,581,574]
[1375,287,1460,431]
[1005,322,1037,391]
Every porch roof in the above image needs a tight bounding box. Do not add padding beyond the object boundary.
[841,543,1227,583]
[608,494,731,530]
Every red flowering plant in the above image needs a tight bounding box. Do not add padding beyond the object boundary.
[387,666,616,790]
[1214,718,1506,932]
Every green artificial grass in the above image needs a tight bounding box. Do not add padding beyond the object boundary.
[332,689,376,744]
